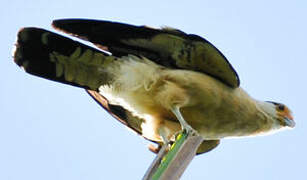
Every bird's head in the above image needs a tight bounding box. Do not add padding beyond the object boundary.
[265,101,295,129]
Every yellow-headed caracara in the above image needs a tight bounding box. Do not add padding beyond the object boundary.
[13,19,295,154]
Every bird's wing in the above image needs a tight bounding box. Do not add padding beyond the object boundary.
[14,28,117,91]
[197,140,220,155]
[86,90,144,135]
[52,19,240,88]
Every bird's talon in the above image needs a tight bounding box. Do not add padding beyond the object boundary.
[183,124,197,136]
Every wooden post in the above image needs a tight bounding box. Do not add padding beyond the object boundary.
[143,130,204,180]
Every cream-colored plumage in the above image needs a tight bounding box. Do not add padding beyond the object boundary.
[99,55,291,142]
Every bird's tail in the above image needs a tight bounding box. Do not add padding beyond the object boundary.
[13,28,117,91]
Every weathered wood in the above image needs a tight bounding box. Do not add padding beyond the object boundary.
[142,143,170,180]
[143,130,204,180]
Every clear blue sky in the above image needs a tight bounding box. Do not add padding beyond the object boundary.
[1,0,306,179]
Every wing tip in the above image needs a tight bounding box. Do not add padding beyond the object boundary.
[13,27,34,69]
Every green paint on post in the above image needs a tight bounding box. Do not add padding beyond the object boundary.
[151,131,188,180]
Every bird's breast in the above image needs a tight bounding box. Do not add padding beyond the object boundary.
[99,58,270,141]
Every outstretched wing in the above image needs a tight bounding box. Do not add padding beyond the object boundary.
[52,19,240,88]
[14,28,117,91]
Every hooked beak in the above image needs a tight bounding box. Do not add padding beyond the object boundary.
[284,117,295,128]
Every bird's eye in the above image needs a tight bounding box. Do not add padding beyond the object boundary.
[278,104,285,111]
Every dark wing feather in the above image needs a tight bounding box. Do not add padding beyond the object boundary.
[52,19,240,88]
[86,90,144,134]
[14,28,116,91]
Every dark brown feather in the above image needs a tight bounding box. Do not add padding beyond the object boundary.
[52,19,240,88]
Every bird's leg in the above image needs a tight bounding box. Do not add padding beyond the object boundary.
[147,127,171,154]
[171,106,197,135]
[158,127,170,145]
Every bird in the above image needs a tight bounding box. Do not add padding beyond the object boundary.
[13,19,295,154]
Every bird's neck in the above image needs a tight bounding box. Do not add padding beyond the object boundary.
[250,100,282,136]
[226,89,279,138]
